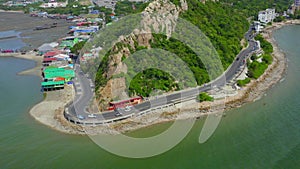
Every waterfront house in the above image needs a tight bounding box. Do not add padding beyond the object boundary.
[38,43,54,53]
[53,54,71,61]
[40,0,67,8]
[44,50,62,58]
[43,68,75,82]
[253,21,264,32]
[60,40,75,48]
[42,57,57,66]
[41,80,65,91]
[258,8,276,24]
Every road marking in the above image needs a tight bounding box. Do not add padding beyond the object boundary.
[76,89,82,94]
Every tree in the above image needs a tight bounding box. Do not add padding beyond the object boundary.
[70,41,87,55]
[197,92,214,102]
[237,78,251,87]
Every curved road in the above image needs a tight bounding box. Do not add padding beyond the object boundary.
[65,25,258,124]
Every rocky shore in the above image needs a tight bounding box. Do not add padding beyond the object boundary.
[11,19,295,135]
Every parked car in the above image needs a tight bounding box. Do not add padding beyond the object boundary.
[88,114,96,118]
[124,106,132,112]
[77,115,85,120]
[115,112,122,117]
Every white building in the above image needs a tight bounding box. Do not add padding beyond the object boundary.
[296,0,300,7]
[40,0,67,8]
[253,21,264,32]
[258,8,276,23]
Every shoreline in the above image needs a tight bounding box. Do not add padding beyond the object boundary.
[0,9,24,13]
[0,52,42,76]
[10,20,298,135]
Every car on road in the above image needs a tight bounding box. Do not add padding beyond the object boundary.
[88,114,96,118]
[90,83,95,88]
[115,108,123,117]
[124,106,132,112]
[115,112,123,117]
[77,115,85,120]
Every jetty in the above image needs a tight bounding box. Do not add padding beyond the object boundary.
[34,23,57,30]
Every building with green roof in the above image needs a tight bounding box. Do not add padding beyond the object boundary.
[60,41,74,48]
[41,80,65,91]
[41,66,75,91]
[44,69,75,82]
[43,67,65,74]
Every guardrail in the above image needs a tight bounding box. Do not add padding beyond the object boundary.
[63,95,197,126]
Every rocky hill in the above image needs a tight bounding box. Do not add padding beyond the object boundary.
[83,0,249,110]
[89,0,189,110]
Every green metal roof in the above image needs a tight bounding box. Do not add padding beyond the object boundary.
[43,67,65,73]
[44,69,75,79]
[60,40,74,47]
[41,80,65,87]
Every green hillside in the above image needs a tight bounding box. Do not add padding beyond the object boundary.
[94,0,291,97]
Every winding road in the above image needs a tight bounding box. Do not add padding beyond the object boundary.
[64,25,258,125]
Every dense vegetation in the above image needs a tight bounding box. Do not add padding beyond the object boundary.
[70,41,87,55]
[128,68,179,97]
[0,0,90,15]
[247,34,273,79]
[237,78,251,87]
[95,51,110,91]
[124,32,213,97]
[0,2,42,13]
[150,34,209,85]
[255,34,274,54]
[247,59,269,79]
[40,0,89,16]
[247,53,273,79]
[94,0,289,98]
[290,10,300,19]
[220,0,293,17]
[197,92,214,102]
[124,0,251,96]
[114,0,150,16]
[180,0,249,69]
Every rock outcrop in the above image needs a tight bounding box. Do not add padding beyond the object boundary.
[96,0,188,110]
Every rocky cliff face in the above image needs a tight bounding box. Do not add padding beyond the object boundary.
[96,0,188,110]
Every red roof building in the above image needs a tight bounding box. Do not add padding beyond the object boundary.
[43,57,57,62]
[107,96,143,110]
[44,51,62,58]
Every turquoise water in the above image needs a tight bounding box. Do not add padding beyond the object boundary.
[0,25,300,169]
